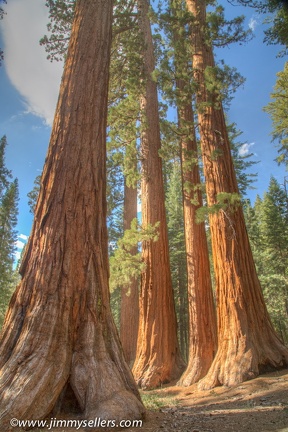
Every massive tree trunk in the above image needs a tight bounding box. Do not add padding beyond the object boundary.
[132,0,185,389]
[176,81,217,386]
[120,180,139,368]
[185,0,288,388]
[169,0,217,385]
[0,1,144,429]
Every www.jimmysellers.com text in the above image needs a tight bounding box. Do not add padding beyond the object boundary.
[10,417,143,430]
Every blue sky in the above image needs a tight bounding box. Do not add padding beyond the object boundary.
[0,0,287,260]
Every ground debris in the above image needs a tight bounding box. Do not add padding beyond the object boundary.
[126,369,288,432]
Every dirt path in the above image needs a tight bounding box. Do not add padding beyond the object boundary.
[14,369,288,431]
[128,369,288,432]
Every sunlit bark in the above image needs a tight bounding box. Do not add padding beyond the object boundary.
[0,1,144,429]
[185,0,288,388]
[132,0,185,389]
[177,82,217,386]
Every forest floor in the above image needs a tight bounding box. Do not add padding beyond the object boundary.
[15,369,288,432]
[127,368,288,432]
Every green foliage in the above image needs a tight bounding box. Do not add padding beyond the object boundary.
[0,136,19,328]
[110,286,121,331]
[27,175,41,214]
[207,5,253,48]
[196,123,258,222]
[229,123,259,196]
[38,0,288,353]
[263,1,288,57]
[264,62,288,169]
[155,0,247,113]
[0,270,19,330]
[196,192,241,223]
[109,219,160,292]
[235,0,288,56]
[205,62,246,110]
[0,135,12,193]
[40,0,75,62]
[0,178,19,267]
[244,177,288,343]
[165,161,188,359]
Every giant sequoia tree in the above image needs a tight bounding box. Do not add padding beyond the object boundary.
[185,0,288,388]
[0,1,144,428]
[177,63,217,387]
[162,0,217,386]
[132,0,185,389]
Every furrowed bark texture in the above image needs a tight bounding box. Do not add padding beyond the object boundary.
[132,0,185,389]
[186,0,288,389]
[120,181,139,368]
[0,1,144,429]
[177,82,217,386]
[169,1,217,383]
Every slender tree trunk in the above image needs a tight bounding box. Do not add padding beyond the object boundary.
[0,1,144,429]
[132,0,185,389]
[186,0,288,388]
[120,180,139,368]
[177,81,217,386]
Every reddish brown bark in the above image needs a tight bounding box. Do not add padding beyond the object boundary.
[120,180,139,368]
[0,1,144,429]
[168,1,217,384]
[177,82,217,386]
[185,0,288,388]
[132,0,185,389]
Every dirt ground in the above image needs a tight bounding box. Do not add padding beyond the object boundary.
[14,369,288,432]
[127,369,288,432]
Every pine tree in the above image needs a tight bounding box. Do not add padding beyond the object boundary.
[264,62,288,168]
[27,175,41,214]
[0,179,19,284]
[165,161,189,359]
[256,177,288,343]
[244,181,288,344]
[0,136,12,195]
[0,136,19,330]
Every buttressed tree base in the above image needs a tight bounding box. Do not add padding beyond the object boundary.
[0,1,145,429]
[185,0,288,389]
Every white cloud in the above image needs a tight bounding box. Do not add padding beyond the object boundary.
[239,142,255,157]
[248,17,258,32]
[15,250,21,261]
[1,0,63,126]
[137,199,142,214]
[16,240,25,250]
[14,235,28,261]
